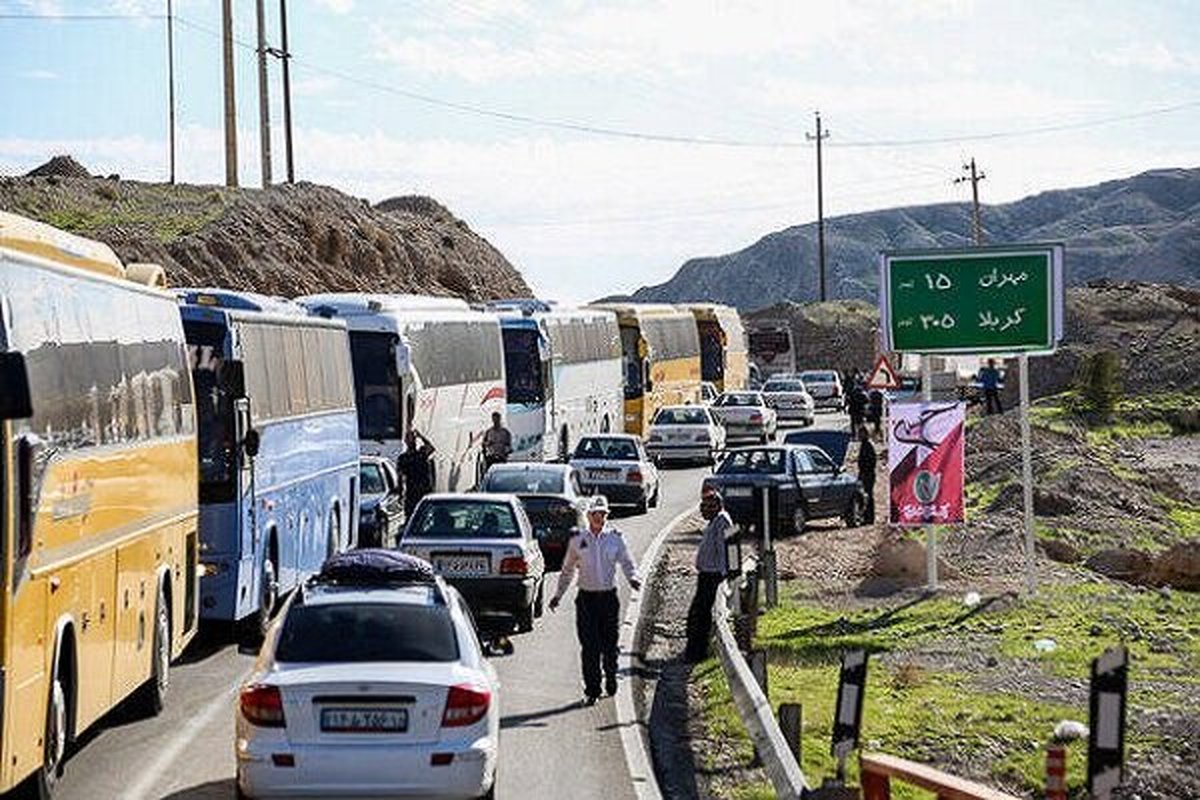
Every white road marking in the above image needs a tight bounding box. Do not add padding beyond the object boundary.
[125,667,252,800]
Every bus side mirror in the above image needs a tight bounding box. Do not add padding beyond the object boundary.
[0,352,33,420]
[233,398,259,458]
[243,429,261,459]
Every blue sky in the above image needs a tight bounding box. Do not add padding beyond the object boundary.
[3,0,1198,301]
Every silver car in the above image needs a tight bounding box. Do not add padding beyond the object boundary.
[400,493,546,633]
[569,434,661,514]
[798,369,845,411]
[711,391,778,444]
[761,378,815,426]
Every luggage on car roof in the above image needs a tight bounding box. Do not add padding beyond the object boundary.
[317,549,436,585]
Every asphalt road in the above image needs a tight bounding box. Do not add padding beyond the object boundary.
[41,412,851,800]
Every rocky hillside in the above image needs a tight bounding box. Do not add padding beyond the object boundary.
[629,167,1200,310]
[0,157,530,300]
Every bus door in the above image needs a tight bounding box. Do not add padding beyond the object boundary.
[233,398,259,582]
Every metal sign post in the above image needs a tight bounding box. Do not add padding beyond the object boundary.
[921,355,937,592]
[761,487,778,608]
[880,244,1064,600]
[1088,646,1129,799]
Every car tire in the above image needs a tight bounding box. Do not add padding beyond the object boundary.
[635,496,648,514]
[134,587,170,717]
[254,557,279,639]
[791,504,807,535]
[533,578,545,619]
[650,483,660,509]
[37,667,68,799]
[844,495,865,528]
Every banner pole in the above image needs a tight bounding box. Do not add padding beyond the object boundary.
[922,355,937,593]
[1020,353,1036,596]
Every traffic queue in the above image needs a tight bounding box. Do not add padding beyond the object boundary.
[0,212,798,798]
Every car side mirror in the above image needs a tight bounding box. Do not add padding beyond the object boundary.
[243,429,261,459]
[0,352,33,420]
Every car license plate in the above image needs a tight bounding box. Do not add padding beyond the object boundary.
[725,486,753,497]
[320,708,408,733]
[433,554,490,577]
[587,469,618,481]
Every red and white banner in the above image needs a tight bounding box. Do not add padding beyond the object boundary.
[888,402,966,526]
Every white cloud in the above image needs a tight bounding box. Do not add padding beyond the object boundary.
[1095,41,1200,74]
[17,69,58,80]
[313,0,354,14]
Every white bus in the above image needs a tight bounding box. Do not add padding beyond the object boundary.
[489,300,624,462]
[299,294,506,493]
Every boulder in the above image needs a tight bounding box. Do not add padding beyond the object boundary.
[871,537,960,584]
[1148,541,1200,590]
[1041,538,1082,564]
[1084,548,1155,582]
[1034,488,1078,517]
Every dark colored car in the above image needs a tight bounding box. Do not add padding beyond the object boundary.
[358,456,404,548]
[781,429,852,467]
[479,463,587,571]
[703,445,867,533]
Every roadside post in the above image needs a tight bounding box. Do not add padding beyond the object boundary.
[879,244,1065,596]
[779,703,802,765]
[1087,646,1129,800]
[760,486,778,608]
[831,649,868,782]
[921,355,937,592]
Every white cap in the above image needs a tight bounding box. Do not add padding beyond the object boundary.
[587,495,610,514]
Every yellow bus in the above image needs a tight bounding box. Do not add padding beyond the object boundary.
[590,303,702,437]
[684,303,749,392]
[0,212,199,795]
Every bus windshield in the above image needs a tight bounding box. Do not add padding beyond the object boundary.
[349,331,401,441]
[503,327,544,405]
[186,322,236,495]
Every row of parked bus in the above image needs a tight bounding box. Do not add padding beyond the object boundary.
[0,212,745,796]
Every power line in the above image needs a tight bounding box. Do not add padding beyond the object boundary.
[0,13,164,19]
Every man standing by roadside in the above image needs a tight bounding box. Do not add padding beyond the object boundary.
[397,428,435,517]
[848,379,868,433]
[979,358,1003,415]
[856,425,877,524]
[482,411,513,470]
[685,490,732,663]
[549,495,641,704]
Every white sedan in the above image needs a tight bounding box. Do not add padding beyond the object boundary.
[236,552,499,800]
[645,404,726,465]
[761,377,816,426]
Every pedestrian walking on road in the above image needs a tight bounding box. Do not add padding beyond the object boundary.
[482,412,513,469]
[685,491,732,663]
[856,426,877,524]
[397,428,436,517]
[549,495,641,705]
[979,358,1003,415]
[847,381,868,432]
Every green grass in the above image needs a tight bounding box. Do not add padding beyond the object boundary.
[691,583,1200,796]
[1167,504,1200,538]
[965,479,1012,511]
[38,190,227,244]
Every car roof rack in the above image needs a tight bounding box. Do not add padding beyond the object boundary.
[303,550,447,605]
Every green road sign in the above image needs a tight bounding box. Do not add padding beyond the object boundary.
[880,244,1064,354]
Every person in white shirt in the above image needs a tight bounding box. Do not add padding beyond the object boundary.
[686,490,732,662]
[549,494,641,704]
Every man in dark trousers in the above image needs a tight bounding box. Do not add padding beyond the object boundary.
[979,358,1003,415]
[856,425,877,524]
[847,380,868,433]
[685,490,732,663]
[396,428,436,517]
[549,495,641,704]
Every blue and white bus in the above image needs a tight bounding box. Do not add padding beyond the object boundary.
[489,300,624,462]
[178,289,359,632]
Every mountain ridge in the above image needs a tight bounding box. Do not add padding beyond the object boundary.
[624,167,1200,311]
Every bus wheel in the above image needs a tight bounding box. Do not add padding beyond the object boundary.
[256,558,279,637]
[136,587,171,717]
[38,669,67,797]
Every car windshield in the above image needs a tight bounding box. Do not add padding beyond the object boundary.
[484,469,564,494]
[360,463,387,494]
[763,381,806,393]
[409,500,520,538]
[716,393,760,407]
[717,449,786,475]
[654,408,708,425]
[801,372,836,384]
[574,438,639,461]
[275,603,459,663]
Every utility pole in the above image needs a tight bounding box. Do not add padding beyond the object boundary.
[954,157,986,245]
[221,0,238,187]
[273,0,295,183]
[255,0,272,187]
[166,0,176,184]
[807,111,830,302]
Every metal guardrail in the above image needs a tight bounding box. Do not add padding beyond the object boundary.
[713,569,809,800]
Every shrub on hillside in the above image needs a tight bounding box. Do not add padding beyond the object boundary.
[1072,350,1123,416]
